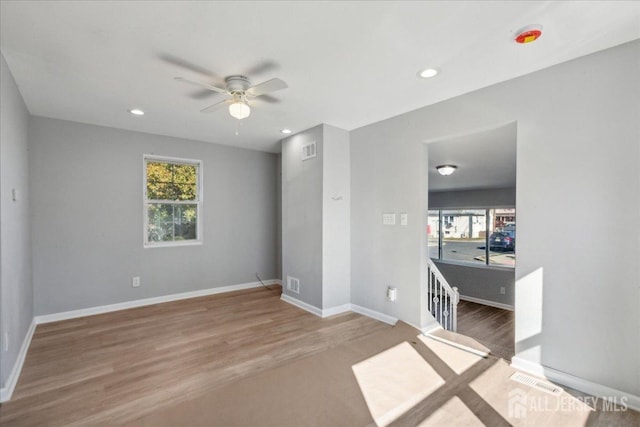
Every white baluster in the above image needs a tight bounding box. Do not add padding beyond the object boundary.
[428,268,432,313]
[446,292,450,330]
[427,259,460,331]
[439,281,443,326]
[452,286,459,332]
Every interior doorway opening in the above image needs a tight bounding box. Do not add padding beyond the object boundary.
[425,122,517,360]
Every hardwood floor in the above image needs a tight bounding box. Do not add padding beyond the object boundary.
[456,299,515,361]
[2,288,635,426]
[0,286,389,426]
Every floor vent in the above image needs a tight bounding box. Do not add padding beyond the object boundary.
[510,372,563,395]
[287,276,300,294]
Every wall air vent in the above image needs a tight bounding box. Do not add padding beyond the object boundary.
[287,276,300,294]
[302,141,317,161]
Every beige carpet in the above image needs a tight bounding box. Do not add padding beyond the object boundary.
[128,321,638,426]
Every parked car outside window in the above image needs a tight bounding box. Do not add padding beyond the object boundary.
[489,230,515,251]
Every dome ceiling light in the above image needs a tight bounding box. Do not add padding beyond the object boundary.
[436,165,457,176]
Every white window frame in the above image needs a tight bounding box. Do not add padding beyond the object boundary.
[429,206,516,270]
[143,154,203,248]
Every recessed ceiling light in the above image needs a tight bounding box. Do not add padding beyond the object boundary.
[128,108,144,116]
[418,68,439,79]
[280,129,292,134]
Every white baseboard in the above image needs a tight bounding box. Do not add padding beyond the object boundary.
[279,295,352,318]
[460,295,514,311]
[0,318,36,403]
[35,279,280,324]
[322,303,352,317]
[350,304,398,326]
[511,356,640,412]
[280,294,323,317]
[279,296,398,326]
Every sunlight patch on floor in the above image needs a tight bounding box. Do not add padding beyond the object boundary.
[417,396,484,426]
[418,334,485,374]
[352,341,445,426]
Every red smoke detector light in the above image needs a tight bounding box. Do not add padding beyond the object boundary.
[515,25,543,44]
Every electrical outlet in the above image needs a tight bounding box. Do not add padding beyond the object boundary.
[387,287,397,302]
[132,276,141,288]
[500,287,506,295]
[3,332,8,352]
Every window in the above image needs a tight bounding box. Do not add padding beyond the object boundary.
[428,207,516,268]
[441,209,487,266]
[143,155,202,247]
[427,210,440,259]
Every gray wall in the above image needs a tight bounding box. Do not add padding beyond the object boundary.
[434,261,514,308]
[322,125,350,309]
[351,121,424,327]
[0,54,33,388]
[281,124,351,311]
[281,125,324,308]
[351,40,639,396]
[30,117,278,315]
[429,187,516,209]
[275,155,282,280]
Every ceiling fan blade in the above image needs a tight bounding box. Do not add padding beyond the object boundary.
[246,78,288,97]
[159,54,222,81]
[244,60,278,77]
[251,94,280,104]
[191,89,221,100]
[175,77,227,93]
[200,99,229,113]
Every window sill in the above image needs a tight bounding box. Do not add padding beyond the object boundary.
[144,240,203,249]
[431,258,515,272]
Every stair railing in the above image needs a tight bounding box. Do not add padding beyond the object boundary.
[427,258,460,332]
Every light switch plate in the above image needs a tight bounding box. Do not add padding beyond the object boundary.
[382,213,396,225]
[400,212,408,226]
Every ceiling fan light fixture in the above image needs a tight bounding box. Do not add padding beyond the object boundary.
[229,101,251,120]
[436,165,457,176]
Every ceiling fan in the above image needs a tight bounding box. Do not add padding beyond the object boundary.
[175,74,288,120]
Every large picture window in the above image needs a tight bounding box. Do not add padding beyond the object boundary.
[144,155,202,247]
[428,208,515,267]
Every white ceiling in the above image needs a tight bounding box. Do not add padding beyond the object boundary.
[1,1,639,153]
[428,123,516,192]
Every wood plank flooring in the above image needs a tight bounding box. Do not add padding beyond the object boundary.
[2,288,635,426]
[456,299,515,361]
[0,285,389,426]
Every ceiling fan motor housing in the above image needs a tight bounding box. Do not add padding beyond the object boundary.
[225,75,251,93]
